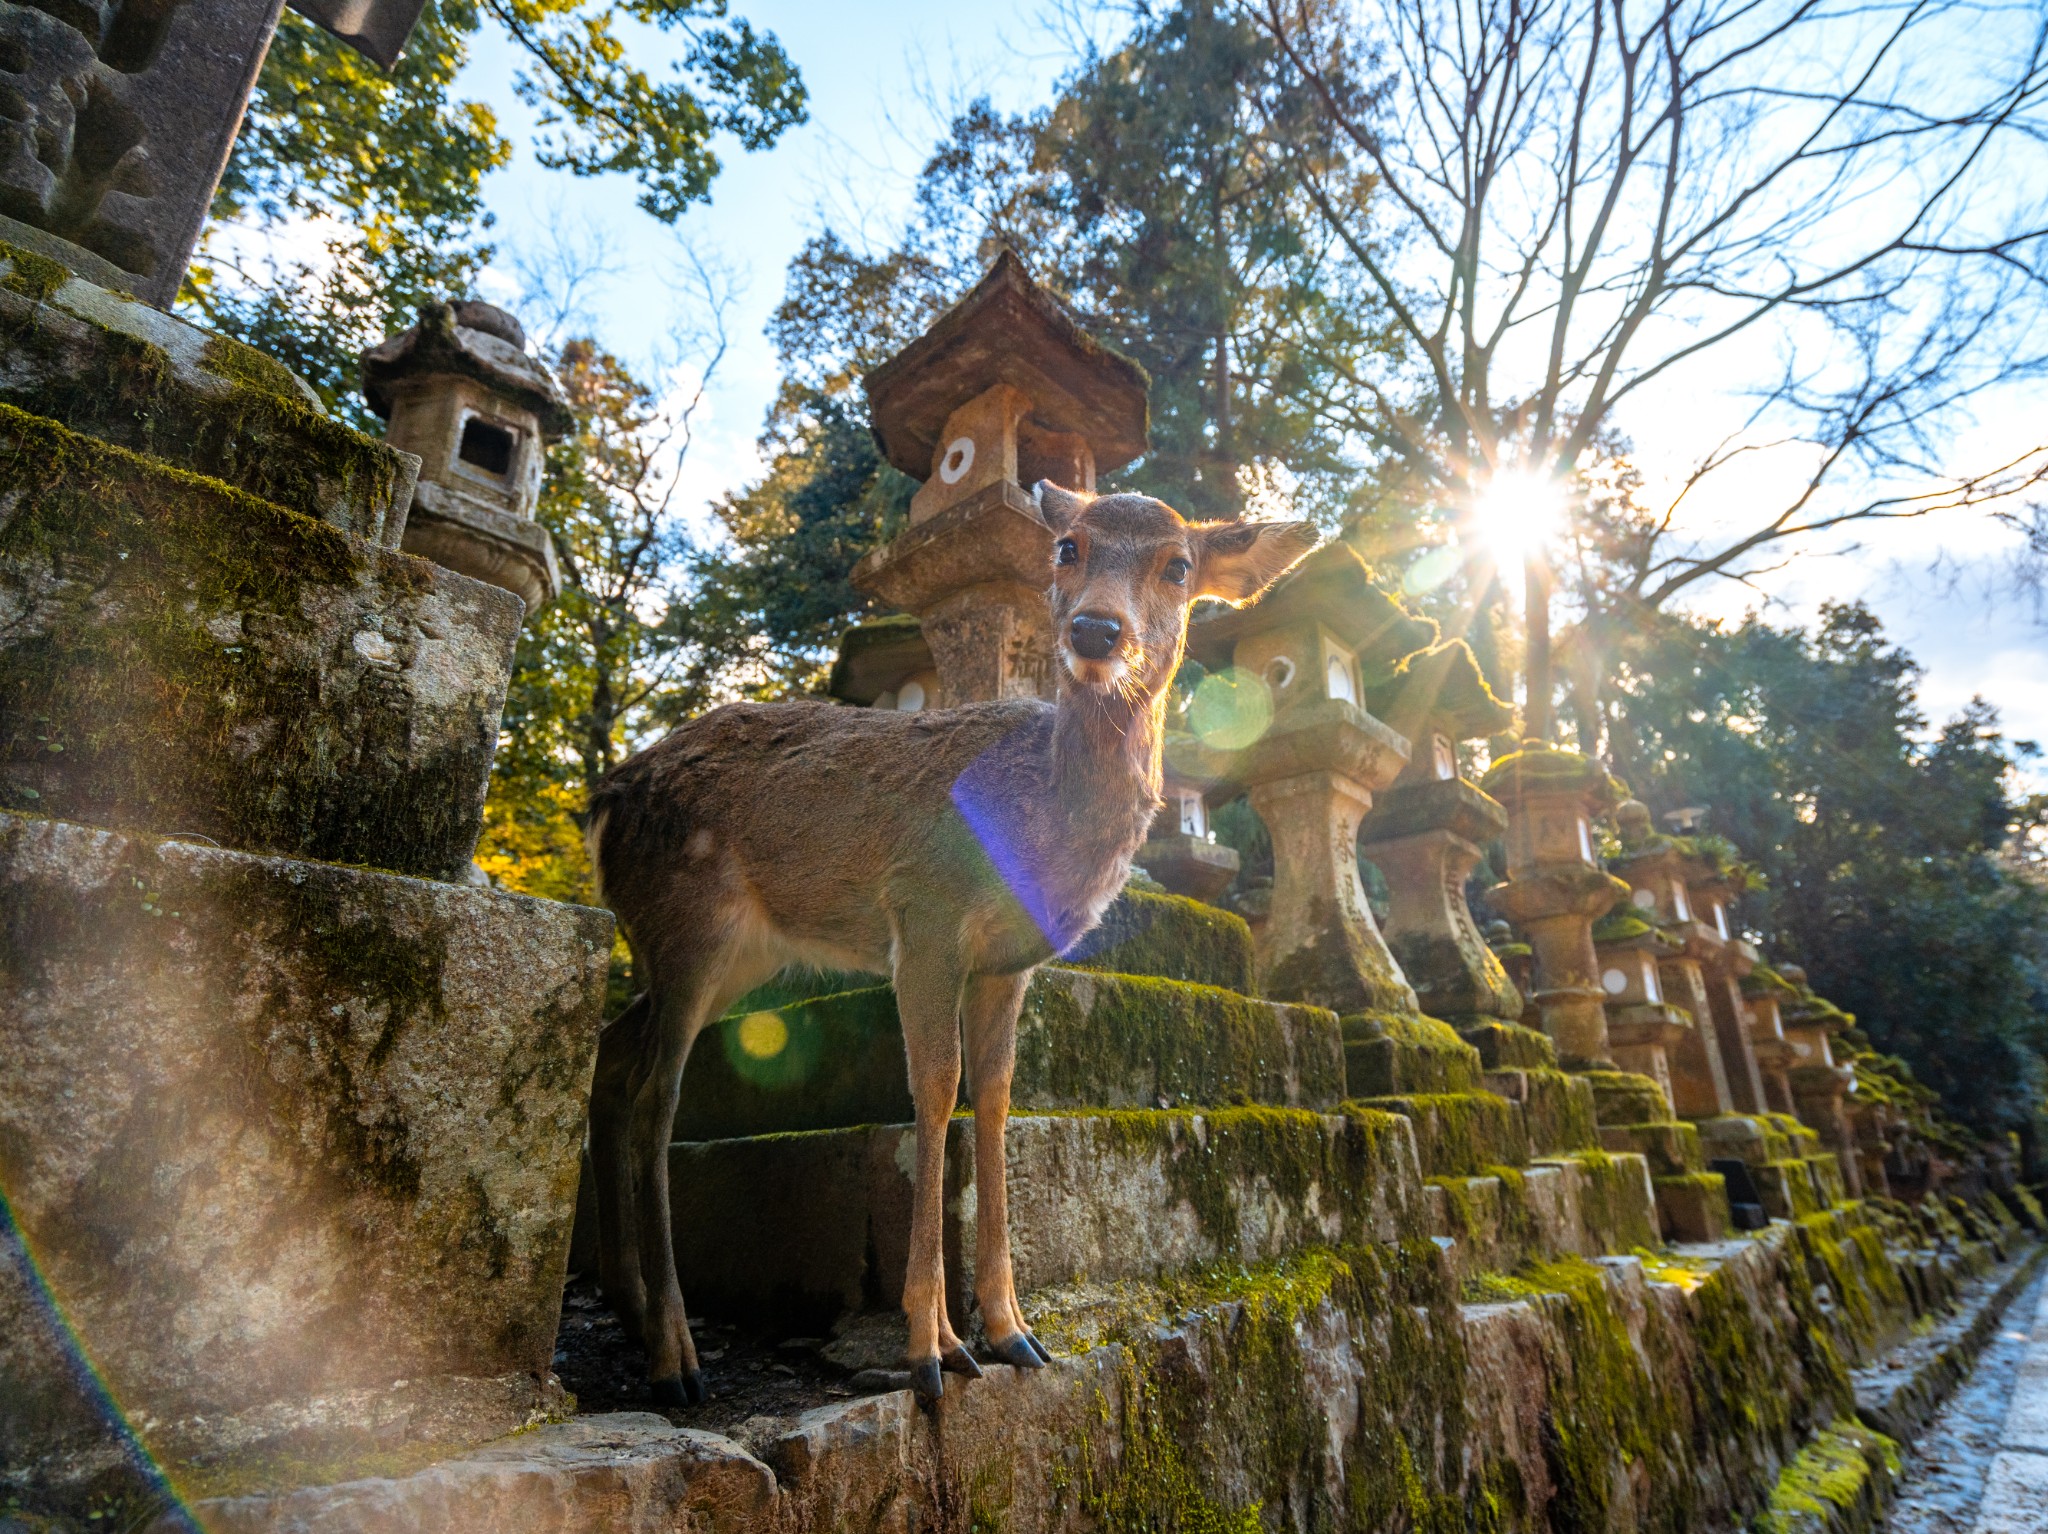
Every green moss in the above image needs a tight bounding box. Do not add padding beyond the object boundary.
[1065,888,1257,993]
[0,403,500,879]
[1341,1010,1483,1095]
[0,242,71,303]
[1520,1068,1601,1153]
[1752,1421,1900,1534]
[0,280,405,536]
[1556,1148,1662,1252]
[1581,1068,1676,1126]
[1354,1090,1529,1177]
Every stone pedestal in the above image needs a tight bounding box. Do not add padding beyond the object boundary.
[1481,748,1631,1068]
[1684,869,1772,1114]
[0,812,611,1502]
[1778,967,1865,1198]
[1740,970,1801,1115]
[1591,920,1690,1111]
[1359,776,1523,1024]
[1181,698,1414,1013]
[852,251,1148,706]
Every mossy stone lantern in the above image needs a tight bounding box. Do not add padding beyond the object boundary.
[852,250,1149,705]
[1479,746,1632,1069]
[1738,965,1801,1116]
[1588,906,1693,1113]
[361,300,572,617]
[1776,965,1865,1196]
[1136,744,1241,904]
[1605,801,1738,1120]
[1673,844,1774,1116]
[1180,542,1426,1014]
[1355,641,1524,1029]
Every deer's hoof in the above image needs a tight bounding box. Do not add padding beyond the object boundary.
[1027,1332,1053,1364]
[911,1358,944,1403]
[942,1345,984,1378]
[650,1370,706,1408]
[990,1333,1045,1370]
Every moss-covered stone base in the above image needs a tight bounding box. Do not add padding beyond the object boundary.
[666,1107,1424,1331]
[1655,1172,1734,1242]
[0,812,612,1500]
[675,967,1343,1139]
[1486,1066,1601,1155]
[0,255,415,543]
[1354,1089,1532,1176]
[1751,1421,1899,1534]
[1062,888,1258,992]
[0,405,520,879]
[1340,1010,1483,1095]
[1460,1019,1558,1070]
[1583,1067,1678,1126]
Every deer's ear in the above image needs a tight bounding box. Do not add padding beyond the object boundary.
[1193,520,1318,603]
[1034,480,1092,535]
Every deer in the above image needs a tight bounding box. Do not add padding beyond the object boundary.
[583,482,1315,1405]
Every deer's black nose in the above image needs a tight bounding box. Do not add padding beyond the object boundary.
[1069,612,1122,661]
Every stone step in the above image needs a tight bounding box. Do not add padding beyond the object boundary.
[1482,1067,1601,1154]
[0,257,416,544]
[1425,1151,1661,1279]
[0,811,613,1490]
[1061,887,1257,992]
[666,1106,1425,1332]
[1341,1011,1484,1095]
[1352,1090,1532,1176]
[1460,1019,1559,1070]
[675,967,1343,1140]
[0,409,521,879]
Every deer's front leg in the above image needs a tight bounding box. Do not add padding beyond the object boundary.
[963,970,1051,1369]
[892,939,965,1403]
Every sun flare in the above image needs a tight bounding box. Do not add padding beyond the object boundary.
[1472,468,1565,575]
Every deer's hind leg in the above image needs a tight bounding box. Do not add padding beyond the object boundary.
[590,991,657,1342]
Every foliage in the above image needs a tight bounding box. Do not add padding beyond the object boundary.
[188,0,806,419]
[476,338,699,902]
[1604,600,2048,1137]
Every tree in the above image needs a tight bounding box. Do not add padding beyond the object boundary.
[1604,600,2048,1137]
[476,330,715,899]
[1247,0,2048,730]
[189,0,807,417]
[768,0,1393,524]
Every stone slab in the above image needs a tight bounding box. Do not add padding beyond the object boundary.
[0,256,416,542]
[0,813,613,1495]
[1061,887,1257,992]
[0,409,519,877]
[668,1107,1424,1332]
[1852,1245,2046,1438]
[158,1415,777,1534]
[675,966,1342,1140]
[1428,1154,1662,1278]
[1976,1451,2048,1534]
[1353,1089,1531,1176]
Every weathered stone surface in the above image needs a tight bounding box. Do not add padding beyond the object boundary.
[675,965,1342,1140]
[0,407,520,878]
[1353,1089,1531,1176]
[0,0,285,306]
[0,813,612,1496]
[160,1414,776,1534]
[1428,1154,1661,1277]
[668,1107,1424,1331]
[1342,1010,1484,1095]
[0,257,416,543]
[1063,887,1257,992]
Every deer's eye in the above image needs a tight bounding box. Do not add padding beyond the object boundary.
[1055,538,1080,566]
[1162,557,1191,585]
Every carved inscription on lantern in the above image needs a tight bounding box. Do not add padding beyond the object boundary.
[0,0,284,306]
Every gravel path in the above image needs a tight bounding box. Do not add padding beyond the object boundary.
[1886,1268,2048,1534]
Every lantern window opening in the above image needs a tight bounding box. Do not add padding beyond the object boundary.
[457,414,519,480]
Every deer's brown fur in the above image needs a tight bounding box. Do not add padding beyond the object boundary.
[585,483,1315,1403]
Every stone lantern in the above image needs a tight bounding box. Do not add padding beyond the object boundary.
[361,300,572,616]
[852,250,1149,705]
[1479,747,1632,1068]
[1776,965,1864,1197]
[1590,907,1692,1111]
[1180,543,1426,1013]
[1136,750,1241,904]
[1604,801,1737,1119]
[1678,855,1773,1115]
[1355,641,1524,1030]
[1738,966,1801,1115]
[827,615,942,714]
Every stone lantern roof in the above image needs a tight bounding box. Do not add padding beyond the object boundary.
[362,301,573,437]
[863,249,1149,483]
[1186,542,1437,671]
[1363,639,1513,745]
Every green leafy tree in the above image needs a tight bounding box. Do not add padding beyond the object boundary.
[1605,601,2048,1139]
[189,0,806,417]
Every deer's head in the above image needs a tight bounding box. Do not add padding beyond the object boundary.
[1036,482,1318,701]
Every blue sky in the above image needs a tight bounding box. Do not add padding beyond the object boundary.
[434,1,2046,767]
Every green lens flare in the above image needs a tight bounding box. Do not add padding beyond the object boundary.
[1188,668,1275,750]
[1403,543,1465,595]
